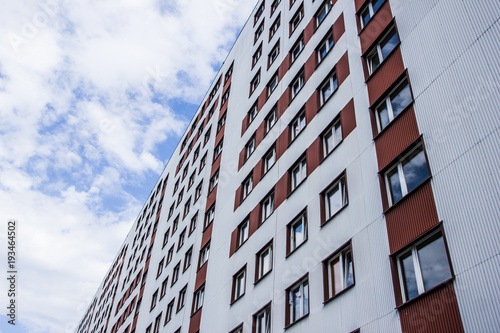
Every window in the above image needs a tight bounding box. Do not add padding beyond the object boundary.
[322,118,342,157]
[287,210,307,254]
[199,243,210,269]
[199,152,207,171]
[218,112,227,133]
[397,230,452,302]
[208,105,216,118]
[204,205,215,228]
[319,70,338,105]
[291,70,305,99]
[255,20,265,42]
[183,198,191,218]
[157,258,165,278]
[173,180,179,194]
[160,277,169,299]
[230,324,244,333]
[323,174,348,220]
[184,246,192,271]
[188,171,195,188]
[256,242,273,281]
[209,170,219,192]
[270,0,281,16]
[290,110,306,141]
[384,143,430,206]
[263,145,276,173]
[150,289,158,310]
[269,14,280,40]
[290,4,304,35]
[254,2,264,24]
[232,266,246,302]
[265,106,278,133]
[146,325,152,333]
[290,157,307,191]
[193,286,204,313]
[225,63,233,83]
[237,218,249,247]
[242,174,253,200]
[168,203,175,219]
[268,40,280,67]
[253,43,263,68]
[177,188,184,206]
[359,0,384,28]
[267,72,279,96]
[153,313,162,333]
[177,228,186,250]
[162,228,170,248]
[317,32,334,63]
[248,102,258,126]
[214,139,223,160]
[171,262,180,286]
[221,87,230,105]
[290,35,304,63]
[366,27,399,74]
[165,300,174,324]
[194,182,203,202]
[315,0,332,27]
[253,304,271,333]
[177,285,187,311]
[261,192,274,222]
[193,145,200,161]
[250,70,261,95]
[189,212,198,234]
[246,136,256,159]
[204,126,211,145]
[375,79,412,132]
[167,246,174,265]
[324,243,354,300]
[286,277,309,326]
[182,165,189,180]
[172,215,179,233]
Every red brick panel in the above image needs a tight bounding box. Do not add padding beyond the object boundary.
[205,186,217,211]
[399,283,464,333]
[278,88,290,116]
[275,175,289,208]
[238,148,245,171]
[234,186,242,211]
[215,125,225,144]
[211,158,221,177]
[333,12,345,43]
[367,48,405,105]
[306,138,321,176]
[241,114,249,136]
[385,182,439,254]
[304,20,315,45]
[360,1,393,54]
[374,106,419,170]
[249,204,261,235]
[304,52,317,82]
[340,99,356,139]
[279,54,291,81]
[189,308,202,333]
[195,263,207,291]
[229,228,238,257]
[253,160,263,186]
[337,51,350,86]
[354,0,367,13]
[201,222,213,249]
[276,127,290,159]
[255,122,266,147]
[258,88,268,111]
[219,102,228,118]
[305,91,319,120]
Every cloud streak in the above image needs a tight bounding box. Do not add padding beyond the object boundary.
[0,0,256,332]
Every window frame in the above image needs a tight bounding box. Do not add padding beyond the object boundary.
[192,285,205,314]
[261,191,275,223]
[322,241,355,302]
[285,275,309,327]
[269,13,281,40]
[321,173,348,224]
[231,265,247,303]
[189,212,198,235]
[254,1,265,25]
[373,78,413,133]
[321,116,342,158]
[289,3,304,35]
[289,109,306,142]
[263,144,276,174]
[237,217,250,248]
[250,69,261,95]
[177,285,187,312]
[270,0,281,16]
[198,242,210,269]
[286,209,308,256]
[290,69,305,99]
[359,0,384,29]
[253,302,271,333]
[253,43,263,68]
[317,31,334,64]
[255,240,273,283]
[290,34,304,64]
[246,135,256,159]
[268,39,280,68]
[267,71,279,97]
[255,19,265,43]
[204,204,215,229]
[315,0,332,28]
[319,69,338,106]
[165,299,175,324]
[265,105,278,134]
[242,173,254,201]
[248,101,259,126]
[366,26,399,75]
[289,155,307,192]
[214,138,223,161]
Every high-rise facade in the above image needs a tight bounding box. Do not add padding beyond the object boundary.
[76,0,500,332]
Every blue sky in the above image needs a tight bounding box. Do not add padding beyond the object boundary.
[0,0,256,332]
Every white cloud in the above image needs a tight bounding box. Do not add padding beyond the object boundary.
[0,0,256,332]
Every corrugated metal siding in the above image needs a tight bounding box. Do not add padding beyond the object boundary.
[400,283,464,333]
[360,0,393,54]
[367,48,405,104]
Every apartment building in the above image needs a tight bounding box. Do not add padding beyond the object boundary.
[76,0,500,332]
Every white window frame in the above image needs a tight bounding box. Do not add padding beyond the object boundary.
[325,244,354,299]
[214,139,223,160]
[315,1,332,26]
[199,243,210,268]
[193,286,204,313]
[261,193,274,222]
[269,40,280,66]
[165,300,174,323]
[255,20,265,41]
[366,27,399,74]
[290,157,307,191]
[254,305,271,333]
[253,43,263,67]
[317,32,334,63]
[291,71,305,99]
[270,14,281,39]
[254,2,265,24]
[263,146,276,173]
[290,5,304,34]
[257,243,273,280]
[396,231,452,303]
[251,70,261,94]
[271,0,281,16]
[324,175,347,219]
[322,118,342,157]
[319,71,338,105]
[287,277,309,325]
[289,212,307,253]
[290,110,306,141]
[233,268,246,301]
[238,219,249,247]
[374,79,412,132]
[359,0,384,29]
[265,107,278,133]
[246,136,256,159]
[242,175,253,200]
[205,205,215,228]
[194,181,203,201]
[178,286,187,310]
[248,102,258,125]
[291,36,304,63]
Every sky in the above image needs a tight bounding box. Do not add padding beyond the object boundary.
[0,0,256,332]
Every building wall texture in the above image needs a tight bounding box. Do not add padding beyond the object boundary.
[76,0,500,333]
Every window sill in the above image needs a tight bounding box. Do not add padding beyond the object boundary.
[383,177,431,215]
[285,239,307,258]
[372,102,413,140]
[285,313,309,330]
[254,269,272,286]
[396,277,455,310]
[320,203,348,227]
[323,283,355,305]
